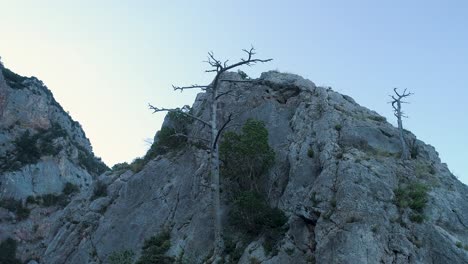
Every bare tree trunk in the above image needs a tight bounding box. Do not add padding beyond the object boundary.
[396,101,409,160]
[210,84,224,260]
[390,88,413,160]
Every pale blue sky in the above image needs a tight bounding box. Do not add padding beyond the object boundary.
[0,1,467,183]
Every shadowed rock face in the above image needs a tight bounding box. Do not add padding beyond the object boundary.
[0,65,108,261]
[1,67,468,264]
[0,65,107,200]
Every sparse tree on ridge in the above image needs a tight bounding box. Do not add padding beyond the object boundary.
[149,47,272,261]
[390,88,413,160]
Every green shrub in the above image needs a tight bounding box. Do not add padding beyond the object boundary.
[0,238,21,264]
[13,130,41,165]
[63,182,79,195]
[229,191,287,254]
[456,241,463,248]
[130,111,192,173]
[0,198,30,220]
[147,127,187,158]
[92,181,108,200]
[220,119,275,191]
[130,158,145,173]
[112,162,131,173]
[237,70,249,80]
[136,230,174,264]
[78,150,108,175]
[334,124,342,131]
[108,250,135,264]
[41,193,69,207]
[408,139,419,159]
[24,193,69,208]
[368,115,386,122]
[409,213,425,223]
[2,67,27,89]
[0,124,72,172]
[166,109,193,131]
[394,182,429,223]
[26,195,37,204]
[307,148,314,158]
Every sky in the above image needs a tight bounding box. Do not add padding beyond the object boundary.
[0,1,467,183]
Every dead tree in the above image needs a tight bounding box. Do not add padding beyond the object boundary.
[149,47,272,261]
[390,88,413,160]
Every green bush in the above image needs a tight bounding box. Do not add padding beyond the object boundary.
[136,230,174,264]
[2,67,28,89]
[307,148,314,158]
[0,238,21,264]
[368,115,386,122]
[229,191,287,253]
[13,130,41,165]
[130,111,192,173]
[237,70,249,80]
[42,194,61,207]
[130,158,145,173]
[41,193,69,207]
[112,162,131,173]
[0,124,71,172]
[77,150,108,175]
[394,182,429,223]
[108,250,135,264]
[220,119,275,191]
[146,127,187,158]
[25,192,70,207]
[63,182,79,195]
[0,198,30,220]
[92,181,108,200]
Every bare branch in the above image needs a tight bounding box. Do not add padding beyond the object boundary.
[204,47,272,75]
[220,79,256,83]
[148,104,212,128]
[173,84,210,92]
[213,113,233,148]
[223,47,273,71]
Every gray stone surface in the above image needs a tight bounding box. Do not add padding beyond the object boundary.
[1,69,468,263]
[0,65,105,200]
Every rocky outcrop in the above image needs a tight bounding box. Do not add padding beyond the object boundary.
[2,67,468,264]
[0,65,107,200]
[0,64,108,261]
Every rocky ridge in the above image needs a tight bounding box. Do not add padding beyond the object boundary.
[1,66,467,264]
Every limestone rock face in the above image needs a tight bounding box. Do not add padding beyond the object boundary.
[2,67,468,264]
[0,64,108,261]
[0,65,107,201]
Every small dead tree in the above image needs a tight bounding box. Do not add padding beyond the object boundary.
[149,47,272,261]
[390,88,413,160]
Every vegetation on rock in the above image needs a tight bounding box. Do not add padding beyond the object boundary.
[1,66,28,89]
[394,181,429,223]
[220,119,285,256]
[136,230,174,264]
[129,109,192,173]
[0,238,21,264]
[0,198,30,220]
[108,250,135,264]
[92,180,108,200]
[220,119,275,191]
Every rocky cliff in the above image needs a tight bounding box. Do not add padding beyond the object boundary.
[0,63,108,261]
[1,67,467,264]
